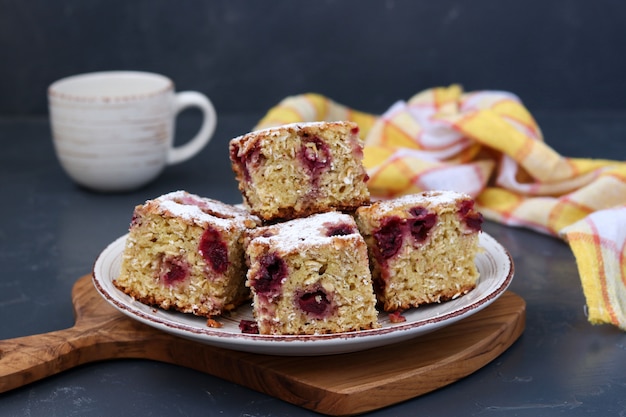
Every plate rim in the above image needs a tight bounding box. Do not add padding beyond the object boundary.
[92,232,514,353]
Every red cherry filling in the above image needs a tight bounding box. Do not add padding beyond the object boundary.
[199,227,229,274]
[158,256,190,286]
[252,253,287,296]
[372,276,386,293]
[458,199,473,215]
[408,207,437,243]
[298,135,331,183]
[239,320,259,334]
[230,142,264,182]
[173,195,234,220]
[297,289,331,318]
[374,217,404,260]
[229,144,247,179]
[130,211,141,228]
[458,200,483,232]
[465,212,483,232]
[349,128,364,158]
[373,207,437,261]
[325,222,356,237]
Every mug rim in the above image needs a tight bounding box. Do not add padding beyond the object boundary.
[48,71,174,102]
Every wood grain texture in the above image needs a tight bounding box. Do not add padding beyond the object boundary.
[0,275,525,416]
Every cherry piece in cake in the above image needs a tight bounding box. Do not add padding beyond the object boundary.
[159,256,189,286]
[325,222,357,237]
[373,217,405,260]
[239,320,259,334]
[297,288,332,318]
[199,227,229,274]
[458,200,484,232]
[298,135,332,183]
[409,207,437,243]
[250,253,287,297]
[229,141,264,182]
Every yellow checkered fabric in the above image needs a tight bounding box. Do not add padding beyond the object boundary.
[255,86,626,331]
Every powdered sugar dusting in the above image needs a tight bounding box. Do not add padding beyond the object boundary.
[381,190,470,210]
[152,191,253,228]
[255,212,358,251]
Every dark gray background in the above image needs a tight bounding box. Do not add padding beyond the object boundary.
[2,2,626,416]
[2,0,626,117]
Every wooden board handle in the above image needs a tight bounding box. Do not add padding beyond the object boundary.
[0,327,98,392]
[0,275,153,392]
[0,275,525,416]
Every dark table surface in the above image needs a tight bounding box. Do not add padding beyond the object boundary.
[1,112,626,416]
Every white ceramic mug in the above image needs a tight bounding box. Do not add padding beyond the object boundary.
[48,71,217,192]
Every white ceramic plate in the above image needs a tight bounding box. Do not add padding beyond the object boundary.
[93,232,514,356]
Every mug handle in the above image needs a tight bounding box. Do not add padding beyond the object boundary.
[167,91,217,165]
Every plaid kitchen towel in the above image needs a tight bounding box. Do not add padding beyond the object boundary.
[254,86,626,331]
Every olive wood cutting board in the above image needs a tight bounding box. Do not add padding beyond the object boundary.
[0,274,525,416]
